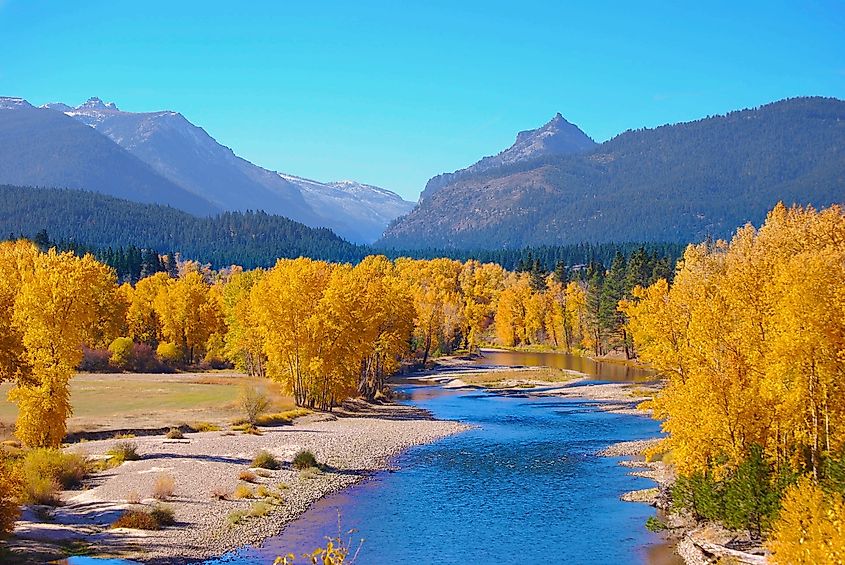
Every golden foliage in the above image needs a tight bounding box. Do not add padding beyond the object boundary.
[768,478,845,564]
[622,204,845,478]
[0,454,21,535]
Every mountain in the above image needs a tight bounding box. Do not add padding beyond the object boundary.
[380,97,845,249]
[45,97,414,242]
[420,112,596,203]
[0,184,364,268]
[0,98,219,216]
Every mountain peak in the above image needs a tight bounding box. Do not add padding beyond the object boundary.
[77,97,119,111]
[0,97,33,111]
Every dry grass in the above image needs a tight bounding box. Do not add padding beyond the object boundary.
[0,372,297,435]
[112,509,160,530]
[251,450,280,470]
[233,484,253,499]
[125,490,141,504]
[238,470,258,483]
[106,441,140,465]
[254,408,311,427]
[152,473,175,500]
[165,428,184,440]
[459,367,579,387]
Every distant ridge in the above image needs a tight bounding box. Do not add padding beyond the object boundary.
[39,97,415,243]
[381,97,845,249]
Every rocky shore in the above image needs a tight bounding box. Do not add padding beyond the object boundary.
[11,403,470,563]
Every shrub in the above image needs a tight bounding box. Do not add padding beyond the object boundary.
[249,500,272,517]
[125,491,141,504]
[233,484,253,499]
[22,449,89,490]
[112,509,160,530]
[190,422,221,433]
[165,428,184,440]
[252,450,280,470]
[156,342,181,365]
[108,337,135,369]
[149,504,175,527]
[153,474,175,500]
[255,408,311,427]
[78,346,112,372]
[256,485,271,498]
[237,387,270,426]
[106,442,140,465]
[21,475,61,506]
[768,478,845,564]
[227,510,247,526]
[299,467,322,480]
[292,450,319,470]
[131,343,168,373]
[645,516,666,532]
[0,456,21,534]
[255,469,272,478]
[239,470,258,483]
[211,487,229,500]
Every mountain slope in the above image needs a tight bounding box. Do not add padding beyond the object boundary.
[380,97,845,248]
[48,98,414,242]
[0,184,363,268]
[0,98,219,216]
[420,113,596,203]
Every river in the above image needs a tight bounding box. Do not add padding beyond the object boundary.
[205,350,677,564]
[70,351,677,565]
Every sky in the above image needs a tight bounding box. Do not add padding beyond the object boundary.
[1,1,844,201]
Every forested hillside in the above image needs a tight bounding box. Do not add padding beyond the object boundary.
[381,97,845,248]
[0,185,683,272]
[0,185,362,268]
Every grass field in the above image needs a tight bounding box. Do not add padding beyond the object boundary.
[0,372,296,436]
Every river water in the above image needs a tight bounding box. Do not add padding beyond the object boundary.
[70,351,676,565]
[206,351,677,565]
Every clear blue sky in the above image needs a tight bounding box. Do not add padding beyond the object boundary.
[2,0,843,200]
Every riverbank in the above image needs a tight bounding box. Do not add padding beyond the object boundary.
[7,403,470,563]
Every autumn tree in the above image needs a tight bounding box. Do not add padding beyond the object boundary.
[7,248,116,447]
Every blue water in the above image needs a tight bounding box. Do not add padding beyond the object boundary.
[209,384,670,565]
[70,351,674,565]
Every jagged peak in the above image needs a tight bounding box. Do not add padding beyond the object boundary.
[76,97,120,112]
[0,97,33,110]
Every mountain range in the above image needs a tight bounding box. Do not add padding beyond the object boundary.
[380,96,845,248]
[0,97,414,243]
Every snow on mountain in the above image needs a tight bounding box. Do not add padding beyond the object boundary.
[0,97,33,110]
[47,97,413,243]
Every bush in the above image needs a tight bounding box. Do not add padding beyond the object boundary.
[0,456,21,535]
[106,442,140,465]
[153,474,175,500]
[227,509,247,526]
[233,484,253,499]
[255,408,310,427]
[190,422,221,433]
[21,449,89,491]
[256,485,271,498]
[292,450,319,470]
[131,343,168,372]
[165,428,184,440]
[78,346,113,372]
[252,450,280,470]
[237,386,271,426]
[645,516,666,532]
[108,337,135,369]
[239,470,258,483]
[768,477,845,564]
[249,500,272,517]
[149,504,175,527]
[112,509,160,530]
[21,475,61,506]
[156,342,182,365]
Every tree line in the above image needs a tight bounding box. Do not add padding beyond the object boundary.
[623,203,845,563]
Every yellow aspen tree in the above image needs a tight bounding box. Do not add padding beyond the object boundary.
[9,249,116,447]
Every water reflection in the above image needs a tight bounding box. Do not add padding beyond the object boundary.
[475,349,655,382]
